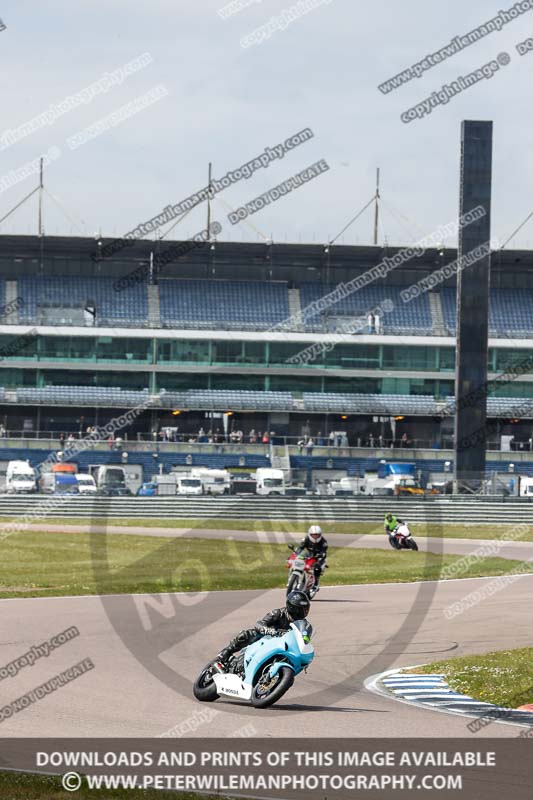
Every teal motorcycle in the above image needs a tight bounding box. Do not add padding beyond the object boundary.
[193,620,314,709]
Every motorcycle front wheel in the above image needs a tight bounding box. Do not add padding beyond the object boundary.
[193,664,220,702]
[389,537,401,550]
[286,573,298,594]
[408,539,419,551]
[251,665,294,708]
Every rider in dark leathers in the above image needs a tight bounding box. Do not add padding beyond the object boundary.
[215,590,310,670]
[295,524,328,590]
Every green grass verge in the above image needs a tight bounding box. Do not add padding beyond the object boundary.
[0,531,531,599]
[0,771,220,800]
[406,648,533,708]
[1,516,533,540]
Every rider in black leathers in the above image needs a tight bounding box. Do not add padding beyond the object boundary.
[295,524,328,590]
[215,590,310,670]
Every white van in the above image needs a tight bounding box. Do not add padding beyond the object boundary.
[190,468,230,495]
[6,460,36,493]
[255,468,285,496]
[75,473,97,494]
[177,476,204,495]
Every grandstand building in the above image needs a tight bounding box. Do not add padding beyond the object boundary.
[0,234,532,482]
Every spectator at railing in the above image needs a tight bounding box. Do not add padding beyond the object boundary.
[249,428,257,443]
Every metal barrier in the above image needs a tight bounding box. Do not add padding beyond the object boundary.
[0,495,530,523]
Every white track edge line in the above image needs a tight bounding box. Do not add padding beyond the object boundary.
[364,665,533,731]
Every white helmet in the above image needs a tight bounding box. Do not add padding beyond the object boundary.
[308,524,323,543]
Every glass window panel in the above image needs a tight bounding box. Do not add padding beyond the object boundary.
[243,341,266,364]
[269,342,311,365]
[325,344,380,369]
[439,348,455,371]
[0,333,37,360]
[211,341,243,364]
[158,340,210,364]
[96,337,151,362]
[382,346,437,371]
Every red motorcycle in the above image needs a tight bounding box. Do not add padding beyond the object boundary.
[286,544,319,598]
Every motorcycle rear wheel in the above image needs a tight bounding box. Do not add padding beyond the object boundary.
[193,664,220,702]
[251,665,294,709]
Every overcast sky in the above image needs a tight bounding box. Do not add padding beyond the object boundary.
[1,0,533,249]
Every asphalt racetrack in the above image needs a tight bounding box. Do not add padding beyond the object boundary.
[1,524,531,739]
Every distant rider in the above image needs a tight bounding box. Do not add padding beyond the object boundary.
[295,524,328,592]
[214,590,310,672]
[384,512,404,546]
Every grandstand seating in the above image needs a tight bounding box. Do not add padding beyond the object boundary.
[17,387,151,407]
[10,387,439,413]
[160,389,294,411]
[447,396,533,417]
[440,288,456,334]
[1,276,532,336]
[17,276,148,326]
[441,288,533,336]
[302,392,437,415]
[490,289,533,336]
[8,386,533,417]
[299,283,433,333]
[159,280,290,329]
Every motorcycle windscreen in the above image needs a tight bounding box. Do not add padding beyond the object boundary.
[292,619,313,641]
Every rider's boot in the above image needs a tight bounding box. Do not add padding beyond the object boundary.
[213,647,232,672]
